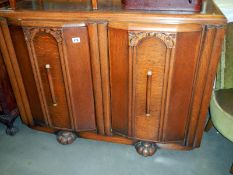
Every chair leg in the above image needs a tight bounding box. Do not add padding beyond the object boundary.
[205,108,213,132]
[230,163,233,174]
[205,118,213,132]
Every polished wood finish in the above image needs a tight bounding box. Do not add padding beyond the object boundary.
[162,28,203,143]
[193,26,225,147]
[8,0,16,9]
[131,32,169,141]
[23,26,73,129]
[14,22,97,132]
[0,0,226,154]
[9,25,45,125]
[109,27,129,136]
[109,23,207,145]
[98,23,112,136]
[63,26,96,131]
[88,23,105,135]
[186,26,225,147]
[79,131,135,145]
[0,18,33,125]
[92,0,98,9]
[0,0,225,25]
[29,125,198,150]
[30,124,135,145]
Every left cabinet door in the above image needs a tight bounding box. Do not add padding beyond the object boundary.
[9,22,96,131]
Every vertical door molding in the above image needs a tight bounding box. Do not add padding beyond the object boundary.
[98,23,112,136]
[186,25,225,147]
[87,23,105,135]
[193,25,225,147]
[87,22,113,136]
[23,26,74,130]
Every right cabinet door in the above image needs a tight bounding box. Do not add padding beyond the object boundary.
[109,23,203,143]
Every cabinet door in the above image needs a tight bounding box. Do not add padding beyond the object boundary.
[23,26,72,130]
[62,26,96,131]
[13,22,96,131]
[109,23,203,142]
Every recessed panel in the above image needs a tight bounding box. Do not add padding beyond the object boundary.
[33,32,71,129]
[133,37,167,141]
[63,26,96,131]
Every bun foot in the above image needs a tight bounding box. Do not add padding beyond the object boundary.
[6,126,18,136]
[135,141,157,157]
[0,114,19,136]
[56,131,77,145]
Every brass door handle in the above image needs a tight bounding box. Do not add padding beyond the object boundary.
[45,64,57,107]
[146,70,152,117]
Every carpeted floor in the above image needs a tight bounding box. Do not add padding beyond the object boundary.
[0,119,232,175]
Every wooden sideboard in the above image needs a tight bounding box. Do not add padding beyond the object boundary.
[0,0,226,156]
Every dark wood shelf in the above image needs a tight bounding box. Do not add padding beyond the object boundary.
[0,0,8,7]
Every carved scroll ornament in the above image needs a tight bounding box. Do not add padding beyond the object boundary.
[23,27,63,43]
[129,32,176,48]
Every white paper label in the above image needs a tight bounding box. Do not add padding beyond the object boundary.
[72,37,80,43]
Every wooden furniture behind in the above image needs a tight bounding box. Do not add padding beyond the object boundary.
[0,0,226,156]
[122,0,203,11]
[0,0,19,136]
[0,49,19,135]
[0,0,8,8]
[3,0,98,9]
[3,0,203,11]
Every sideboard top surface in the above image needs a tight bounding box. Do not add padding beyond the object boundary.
[0,0,226,24]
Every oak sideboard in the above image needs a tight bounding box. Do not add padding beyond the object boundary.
[0,0,226,156]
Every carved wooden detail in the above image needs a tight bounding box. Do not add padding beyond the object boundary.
[206,24,225,30]
[23,27,63,43]
[129,32,176,48]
